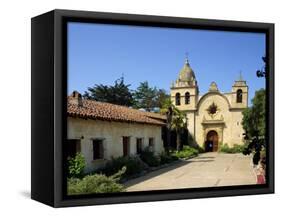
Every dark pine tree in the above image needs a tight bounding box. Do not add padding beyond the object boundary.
[83,76,134,107]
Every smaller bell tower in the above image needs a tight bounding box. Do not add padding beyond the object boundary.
[231,72,248,109]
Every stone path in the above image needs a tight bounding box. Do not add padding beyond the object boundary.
[124,152,257,192]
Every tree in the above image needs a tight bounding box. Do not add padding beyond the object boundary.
[172,108,186,151]
[242,88,266,139]
[160,99,185,151]
[133,81,158,111]
[133,82,170,111]
[256,56,268,78]
[155,89,170,109]
[243,57,267,166]
[242,88,266,165]
[83,77,134,106]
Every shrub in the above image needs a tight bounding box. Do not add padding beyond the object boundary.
[219,143,246,153]
[173,146,199,159]
[68,167,126,195]
[102,155,147,179]
[159,152,179,164]
[140,147,161,167]
[67,153,86,178]
[195,145,205,153]
[219,143,232,153]
[232,144,247,153]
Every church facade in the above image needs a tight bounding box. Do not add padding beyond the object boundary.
[170,59,248,151]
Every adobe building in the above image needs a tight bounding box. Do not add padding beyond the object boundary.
[170,58,248,151]
[67,91,166,172]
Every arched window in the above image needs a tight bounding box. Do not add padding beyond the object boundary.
[175,93,181,105]
[236,89,243,103]
[185,92,190,104]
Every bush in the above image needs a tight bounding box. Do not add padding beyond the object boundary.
[102,155,147,179]
[173,146,199,159]
[68,153,86,178]
[219,143,246,153]
[140,147,161,167]
[159,152,179,164]
[219,143,232,153]
[233,144,247,153]
[68,167,126,195]
[195,145,205,153]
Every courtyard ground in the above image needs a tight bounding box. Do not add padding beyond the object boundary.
[124,152,257,191]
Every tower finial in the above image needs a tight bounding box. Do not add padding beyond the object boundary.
[185,52,189,65]
[239,70,243,81]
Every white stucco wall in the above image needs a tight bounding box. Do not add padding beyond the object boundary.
[229,110,245,145]
[67,117,164,172]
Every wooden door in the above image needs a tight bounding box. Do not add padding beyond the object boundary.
[206,131,219,152]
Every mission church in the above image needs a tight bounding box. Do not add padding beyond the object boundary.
[67,57,249,172]
[170,58,248,151]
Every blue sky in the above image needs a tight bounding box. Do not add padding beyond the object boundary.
[67,22,266,103]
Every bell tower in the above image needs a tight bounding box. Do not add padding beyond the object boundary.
[231,72,248,108]
[170,58,199,143]
[170,58,199,111]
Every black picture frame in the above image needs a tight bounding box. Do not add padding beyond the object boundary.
[31,9,274,207]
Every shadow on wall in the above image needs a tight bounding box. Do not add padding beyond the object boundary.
[186,132,204,152]
[162,126,204,152]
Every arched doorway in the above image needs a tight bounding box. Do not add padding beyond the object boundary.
[205,130,219,152]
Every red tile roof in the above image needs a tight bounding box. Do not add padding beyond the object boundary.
[67,96,166,126]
